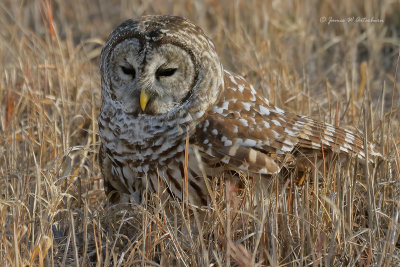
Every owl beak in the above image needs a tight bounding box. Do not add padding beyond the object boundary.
[140,90,150,111]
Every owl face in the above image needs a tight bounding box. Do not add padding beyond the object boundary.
[109,39,196,114]
[100,15,224,122]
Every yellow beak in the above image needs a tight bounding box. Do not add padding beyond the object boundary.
[140,90,150,111]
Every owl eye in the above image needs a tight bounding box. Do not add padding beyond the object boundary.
[156,68,177,78]
[120,65,136,79]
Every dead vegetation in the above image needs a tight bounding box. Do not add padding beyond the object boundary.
[0,0,399,266]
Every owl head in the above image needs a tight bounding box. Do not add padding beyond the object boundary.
[100,15,224,118]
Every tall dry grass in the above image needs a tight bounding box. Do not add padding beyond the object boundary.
[0,0,399,266]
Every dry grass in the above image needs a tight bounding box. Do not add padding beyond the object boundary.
[1,0,400,266]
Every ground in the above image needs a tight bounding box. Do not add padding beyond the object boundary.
[1,0,400,266]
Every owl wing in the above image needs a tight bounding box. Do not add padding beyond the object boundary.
[194,70,378,175]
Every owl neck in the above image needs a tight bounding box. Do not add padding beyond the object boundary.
[99,99,200,165]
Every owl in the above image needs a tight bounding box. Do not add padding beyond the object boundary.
[98,15,380,206]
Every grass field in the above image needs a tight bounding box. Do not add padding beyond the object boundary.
[1,0,400,266]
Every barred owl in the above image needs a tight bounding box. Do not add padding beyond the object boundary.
[98,15,380,206]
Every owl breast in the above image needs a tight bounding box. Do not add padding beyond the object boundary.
[98,93,205,202]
